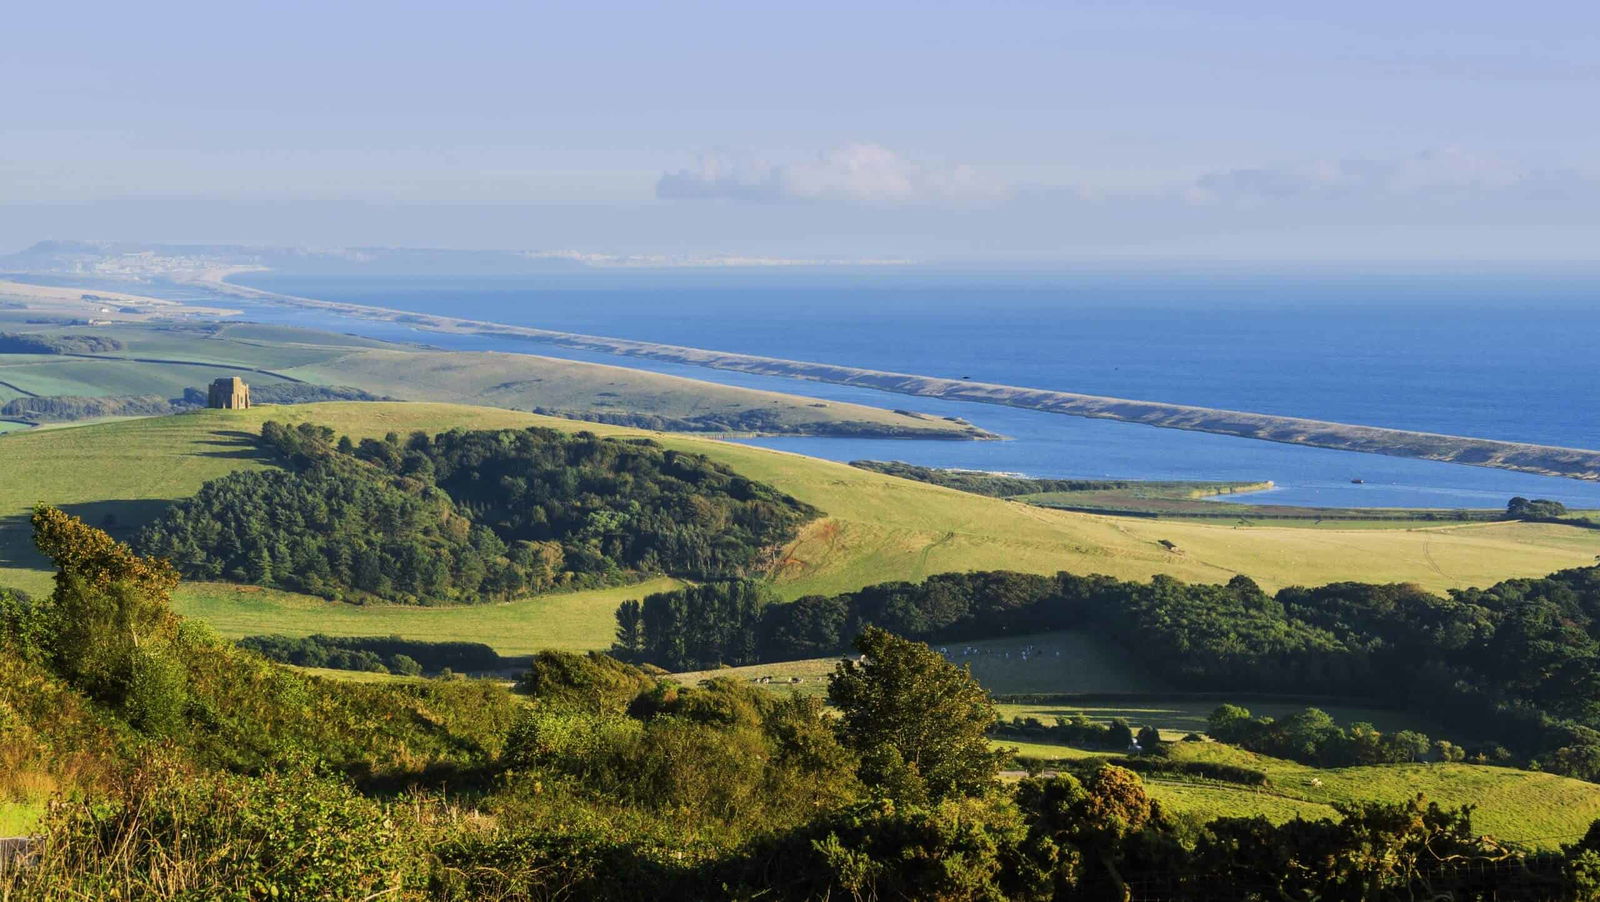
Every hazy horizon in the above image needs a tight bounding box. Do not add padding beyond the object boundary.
[7,1,1599,262]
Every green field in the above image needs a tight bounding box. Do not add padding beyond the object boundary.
[672,657,839,698]
[169,577,683,657]
[0,320,982,439]
[1163,742,1600,848]
[285,347,986,438]
[987,737,1600,849]
[4,402,1599,639]
[2,401,1596,854]
[0,354,295,398]
[1141,780,1337,824]
[991,739,1109,762]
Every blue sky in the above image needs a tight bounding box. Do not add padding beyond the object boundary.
[5,0,1598,260]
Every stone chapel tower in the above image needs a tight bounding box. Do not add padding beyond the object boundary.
[206,377,251,409]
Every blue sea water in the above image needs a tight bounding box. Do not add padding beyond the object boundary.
[225,267,1600,510]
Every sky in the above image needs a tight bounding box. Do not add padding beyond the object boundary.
[5,0,1599,261]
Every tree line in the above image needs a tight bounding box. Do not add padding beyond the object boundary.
[849,459,1156,496]
[237,633,509,676]
[136,422,817,604]
[0,331,124,354]
[527,406,980,437]
[614,564,1600,779]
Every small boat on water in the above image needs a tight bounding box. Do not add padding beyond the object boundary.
[1351,478,1366,484]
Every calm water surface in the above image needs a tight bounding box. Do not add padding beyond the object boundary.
[209,268,1600,509]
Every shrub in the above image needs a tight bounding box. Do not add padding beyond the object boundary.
[3,762,409,901]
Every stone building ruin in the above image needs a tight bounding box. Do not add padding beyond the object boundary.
[207,377,251,409]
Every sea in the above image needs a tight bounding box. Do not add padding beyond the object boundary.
[205,267,1600,509]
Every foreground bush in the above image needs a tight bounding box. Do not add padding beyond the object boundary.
[2,763,408,901]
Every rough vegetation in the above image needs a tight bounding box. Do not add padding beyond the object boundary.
[12,511,1600,898]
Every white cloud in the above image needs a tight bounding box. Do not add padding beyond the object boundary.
[1185,148,1572,204]
[657,143,1008,205]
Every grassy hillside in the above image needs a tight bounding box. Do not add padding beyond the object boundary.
[0,354,296,397]
[1160,742,1600,848]
[0,319,982,439]
[288,347,987,437]
[3,403,1598,650]
[988,737,1600,850]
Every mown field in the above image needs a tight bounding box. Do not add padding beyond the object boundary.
[3,402,1599,645]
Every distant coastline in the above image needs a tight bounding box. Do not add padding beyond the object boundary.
[205,270,1600,483]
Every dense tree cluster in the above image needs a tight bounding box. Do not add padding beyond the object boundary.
[1205,704,1467,767]
[238,633,507,676]
[1508,496,1570,520]
[395,426,815,580]
[136,421,816,604]
[613,581,771,670]
[617,571,1078,669]
[618,565,1600,775]
[0,332,124,354]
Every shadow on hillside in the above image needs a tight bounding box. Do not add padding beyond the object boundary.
[193,429,272,462]
[0,499,177,574]
[0,516,46,574]
[58,499,175,539]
